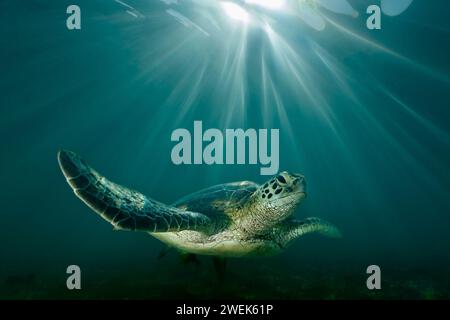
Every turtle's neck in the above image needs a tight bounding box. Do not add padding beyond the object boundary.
[236,191,299,237]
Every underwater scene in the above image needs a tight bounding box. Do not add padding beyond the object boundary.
[1,0,450,300]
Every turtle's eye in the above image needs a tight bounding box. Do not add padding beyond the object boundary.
[277,175,286,184]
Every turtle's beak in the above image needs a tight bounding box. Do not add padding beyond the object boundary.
[292,174,307,195]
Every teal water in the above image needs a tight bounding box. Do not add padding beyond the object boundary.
[1,0,450,299]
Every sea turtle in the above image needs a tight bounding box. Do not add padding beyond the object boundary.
[57,150,340,258]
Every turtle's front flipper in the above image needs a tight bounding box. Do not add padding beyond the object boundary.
[58,150,213,233]
[280,217,341,245]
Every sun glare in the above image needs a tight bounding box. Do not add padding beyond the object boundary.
[245,0,286,10]
[221,2,250,23]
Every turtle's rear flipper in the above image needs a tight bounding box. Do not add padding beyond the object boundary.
[157,246,172,260]
[179,253,201,268]
[212,257,227,281]
[58,150,213,233]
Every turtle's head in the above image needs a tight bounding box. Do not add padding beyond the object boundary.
[253,171,307,224]
[260,171,306,205]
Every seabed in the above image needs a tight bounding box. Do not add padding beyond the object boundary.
[1,258,449,300]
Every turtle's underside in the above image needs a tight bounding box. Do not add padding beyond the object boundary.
[58,150,340,258]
